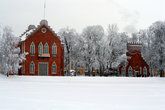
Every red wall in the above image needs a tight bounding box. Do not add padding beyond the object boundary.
[125,50,149,76]
[119,44,149,77]
[20,25,64,76]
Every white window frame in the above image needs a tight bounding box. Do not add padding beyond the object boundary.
[52,43,57,57]
[52,62,57,74]
[30,42,35,56]
[38,42,43,55]
[121,67,125,76]
[44,43,49,54]
[128,66,133,76]
[42,28,47,33]
[30,61,35,73]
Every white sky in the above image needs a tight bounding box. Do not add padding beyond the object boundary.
[0,0,165,36]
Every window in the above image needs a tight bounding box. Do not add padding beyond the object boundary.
[121,67,125,76]
[52,43,57,56]
[30,61,35,73]
[52,62,57,74]
[128,66,133,76]
[42,28,46,33]
[44,43,49,54]
[30,42,35,55]
[38,42,43,55]
[143,66,147,76]
[136,63,139,67]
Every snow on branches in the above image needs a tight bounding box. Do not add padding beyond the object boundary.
[0,26,27,76]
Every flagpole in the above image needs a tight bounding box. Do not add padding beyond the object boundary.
[44,0,46,19]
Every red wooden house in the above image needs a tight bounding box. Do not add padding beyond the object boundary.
[119,42,149,77]
[19,20,64,76]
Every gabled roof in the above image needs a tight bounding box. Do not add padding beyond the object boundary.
[20,19,61,41]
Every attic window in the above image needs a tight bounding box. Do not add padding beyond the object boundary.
[42,28,46,33]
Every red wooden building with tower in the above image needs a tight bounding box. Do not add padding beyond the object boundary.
[119,42,149,77]
[19,19,64,76]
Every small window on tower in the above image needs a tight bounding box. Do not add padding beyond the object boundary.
[136,63,139,67]
[42,28,46,33]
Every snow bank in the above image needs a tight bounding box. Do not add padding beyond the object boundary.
[0,74,165,110]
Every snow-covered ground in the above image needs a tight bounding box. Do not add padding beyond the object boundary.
[0,74,165,110]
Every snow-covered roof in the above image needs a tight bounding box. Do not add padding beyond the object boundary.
[20,28,36,41]
[20,19,61,42]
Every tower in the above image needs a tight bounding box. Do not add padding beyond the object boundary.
[119,42,149,77]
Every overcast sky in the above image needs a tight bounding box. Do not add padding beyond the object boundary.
[0,0,165,36]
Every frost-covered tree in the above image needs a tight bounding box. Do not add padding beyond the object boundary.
[148,21,165,76]
[0,27,2,69]
[137,21,165,76]
[71,35,86,75]
[95,38,107,76]
[105,24,128,69]
[58,27,79,76]
[82,25,104,76]
[136,29,155,76]
[0,26,27,77]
